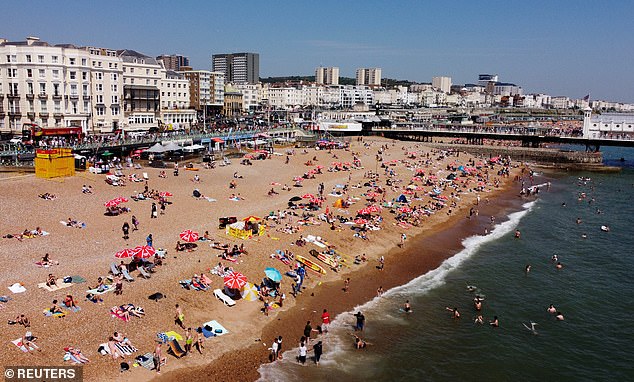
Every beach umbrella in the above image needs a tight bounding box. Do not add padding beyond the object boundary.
[357,208,370,215]
[302,193,315,199]
[354,218,369,225]
[315,165,324,169]
[240,282,259,301]
[159,191,173,197]
[289,196,302,202]
[224,271,248,290]
[114,196,129,204]
[367,205,381,213]
[133,245,156,259]
[179,229,199,243]
[398,206,413,213]
[114,248,136,259]
[104,199,120,207]
[293,177,303,182]
[243,215,261,222]
[264,267,282,283]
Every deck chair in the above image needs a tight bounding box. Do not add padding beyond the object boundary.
[213,289,236,307]
[121,268,135,282]
[138,267,151,279]
[166,339,186,358]
[110,263,122,276]
[115,170,125,177]
[143,172,149,180]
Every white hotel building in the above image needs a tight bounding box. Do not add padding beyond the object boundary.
[159,70,196,129]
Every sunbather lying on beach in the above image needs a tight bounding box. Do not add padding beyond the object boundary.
[65,347,90,363]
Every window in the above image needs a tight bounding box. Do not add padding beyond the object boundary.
[7,68,17,77]
[83,101,89,111]
[27,83,34,95]
[130,68,134,73]
[130,78,134,84]
[53,84,60,96]
[52,56,58,63]
[69,58,76,65]
[7,54,17,62]
[111,73,118,81]
[96,106,105,116]
[26,54,31,63]
[95,72,103,80]
[82,72,87,80]
[39,83,46,94]
[70,84,78,95]
[54,101,61,112]
[52,69,59,79]
[112,107,119,116]
[69,71,76,80]
[146,79,150,85]
[109,63,112,68]
[81,58,87,65]
[96,84,103,92]
[96,95,103,103]
[40,100,47,112]
[27,69,32,78]
[9,83,18,95]
[112,95,119,104]
[146,69,150,75]
[38,55,44,63]
[111,84,117,92]
[72,102,78,114]
[154,69,157,75]
[82,84,88,94]
[154,79,158,85]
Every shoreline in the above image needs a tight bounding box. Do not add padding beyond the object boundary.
[157,174,526,382]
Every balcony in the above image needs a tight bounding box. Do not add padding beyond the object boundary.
[53,112,63,118]
[8,111,22,118]
[83,95,91,101]
[40,112,49,118]
[52,94,62,100]
[8,93,20,99]
[38,93,48,99]
[69,94,79,100]
[27,112,36,119]
[26,93,35,100]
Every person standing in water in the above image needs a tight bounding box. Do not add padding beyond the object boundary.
[403,300,412,313]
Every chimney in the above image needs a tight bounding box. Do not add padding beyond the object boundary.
[26,36,40,45]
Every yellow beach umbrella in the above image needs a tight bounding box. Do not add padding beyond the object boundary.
[240,282,259,301]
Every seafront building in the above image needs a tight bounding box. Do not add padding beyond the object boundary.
[315,67,339,85]
[212,53,259,84]
[432,76,452,94]
[356,68,382,86]
[159,70,196,130]
[156,54,190,71]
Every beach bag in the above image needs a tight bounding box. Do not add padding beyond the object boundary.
[120,362,130,372]
[63,276,72,284]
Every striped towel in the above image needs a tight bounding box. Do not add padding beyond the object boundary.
[115,342,137,356]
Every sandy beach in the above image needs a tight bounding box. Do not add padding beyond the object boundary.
[0,137,522,381]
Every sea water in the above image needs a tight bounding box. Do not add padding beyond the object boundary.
[258,147,634,382]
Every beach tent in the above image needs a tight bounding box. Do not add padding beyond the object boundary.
[396,194,408,203]
[163,142,182,152]
[226,221,265,240]
[146,143,167,153]
[333,198,343,208]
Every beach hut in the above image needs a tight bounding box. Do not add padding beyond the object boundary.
[226,221,265,240]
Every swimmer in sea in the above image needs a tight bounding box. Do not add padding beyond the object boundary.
[551,254,558,262]
[403,300,411,313]
[474,315,484,325]
[446,307,460,319]
[473,298,482,311]
[490,316,499,327]
[525,264,531,274]
[547,304,556,314]
[581,233,587,239]
[556,312,565,321]
[556,262,563,270]
[514,230,521,239]
[576,217,582,224]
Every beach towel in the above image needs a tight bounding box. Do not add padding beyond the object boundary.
[164,331,183,341]
[63,352,85,364]
[115,342,138,356]
[110,306,129,322]
[70,275,87,283]
[8,283,26,293]
[60,302,81,313]
[201,320,229,338]
[156,332,169,343]
[38,280,73,292]
[204,197,217,202]
[34,261,55,268]
[12,338,39,352]
[43,309,66,318]
[0,296,10,303]
[59,221,86,228]
[86,284,114,295]
[135,353,155,370]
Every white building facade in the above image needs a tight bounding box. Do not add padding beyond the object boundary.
[159,69,196,129]
[356,68,382,86]
[432,76,452,94]
[119,50,162,131]
[315,67,339,85]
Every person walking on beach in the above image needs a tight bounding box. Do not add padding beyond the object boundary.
[354,311,365,331]
[151,202,158,219]
[276,336,283,360]
[344,278,350,293]
[146,233,153,247]
[399,233,407,247]
[153,341,165,374]
[321,309,330,333]
[131,215,139,231]
[122,222,130,240]
[313,340,323,365]
[378,255,385,271]
[184,328,193,354]
[175,304,185,329]
[298,341,307,365]
[377,286,384,297]
[270,337,278,362]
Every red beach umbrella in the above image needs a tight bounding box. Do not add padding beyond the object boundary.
[114,196,129,203]
[398,206,413,213]
[159,191,173,197]
[367,205,381,213]
[224,271,248,290]
[354,218,369,225]
[179,229,199,243]
[114,248,136,258]
[133,245,156,259]
[104,199,120,207]
[302,193,315,199]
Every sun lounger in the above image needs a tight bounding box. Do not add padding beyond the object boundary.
[143,172,149,180]
[166,339,186,358]
[121,268,135,282]
[110,263,122,276]
[138,267,151,279]
[213,289,236,307]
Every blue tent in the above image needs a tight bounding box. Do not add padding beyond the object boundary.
[397,194,408,203]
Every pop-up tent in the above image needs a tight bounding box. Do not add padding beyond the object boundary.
[333,198,343,208]
[146,143,167,153]
[396,194,408,203]
[226,221,265,239]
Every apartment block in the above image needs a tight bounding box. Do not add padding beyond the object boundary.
[355,68,382,86]
[315,67,339,85]
[212,53,259,84]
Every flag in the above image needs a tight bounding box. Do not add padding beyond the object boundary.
[583,94,590,101]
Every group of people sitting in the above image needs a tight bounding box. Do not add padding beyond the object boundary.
[39,192,57,200]
[175,241,198,252]
[105,205,131,216]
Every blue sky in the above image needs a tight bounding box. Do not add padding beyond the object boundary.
[4,1,634,102]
